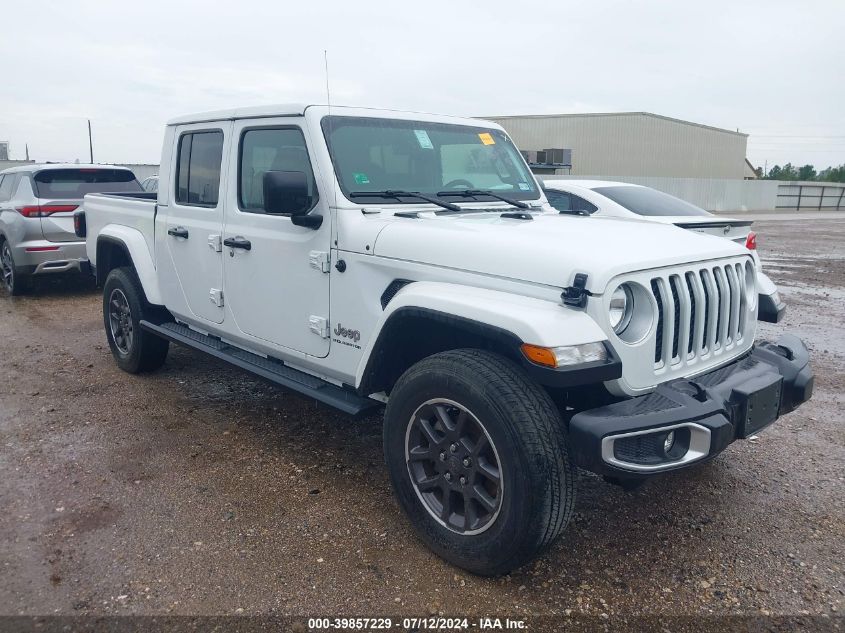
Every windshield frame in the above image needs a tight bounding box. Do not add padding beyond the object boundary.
[321,115,541,206]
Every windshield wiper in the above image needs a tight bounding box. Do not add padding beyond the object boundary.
[437,189,529,209]
[349,190,461,212]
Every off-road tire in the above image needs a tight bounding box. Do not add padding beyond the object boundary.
[103,267,169,373]
[384,349,576,575]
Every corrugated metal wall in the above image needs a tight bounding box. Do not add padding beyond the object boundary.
[487,113,748,179]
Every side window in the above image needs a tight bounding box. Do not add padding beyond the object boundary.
[544,190,597,214]
[571,194,598,214]
[0,175,13,202]
[544,189,571,212]
[238,127,318,213]
[175,131,224,206]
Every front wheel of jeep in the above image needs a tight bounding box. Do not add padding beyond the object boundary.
[383,349,576,576]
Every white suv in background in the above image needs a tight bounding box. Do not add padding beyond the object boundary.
[0,164,142,295]
[542,179,785,322]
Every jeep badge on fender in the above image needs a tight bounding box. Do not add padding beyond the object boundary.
[334,323,361,342]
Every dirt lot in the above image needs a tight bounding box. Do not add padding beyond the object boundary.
[1,217,843,623]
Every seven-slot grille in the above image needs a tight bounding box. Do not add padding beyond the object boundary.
[649,262,751,368]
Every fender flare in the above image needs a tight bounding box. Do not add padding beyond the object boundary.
[96,225,163,305]
[355,281,616,393]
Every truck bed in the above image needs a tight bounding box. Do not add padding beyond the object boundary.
[83,192,158,268]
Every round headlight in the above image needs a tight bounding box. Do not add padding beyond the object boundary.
[608,284,634,333]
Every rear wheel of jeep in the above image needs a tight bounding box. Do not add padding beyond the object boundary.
[103,267,169,373]
[383,349,576,576]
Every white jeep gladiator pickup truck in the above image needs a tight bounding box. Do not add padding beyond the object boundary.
[77,104,813,575]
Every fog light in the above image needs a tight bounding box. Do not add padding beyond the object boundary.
[663,431,675,454]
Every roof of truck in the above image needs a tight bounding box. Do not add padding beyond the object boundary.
[166,104,505,130]
[167,103,308,125]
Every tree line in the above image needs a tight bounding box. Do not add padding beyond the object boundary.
[754,163,845,182]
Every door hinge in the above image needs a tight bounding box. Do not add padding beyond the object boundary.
[309,250,331,273]
[209,288,224,307]
[208,234,222,252]
[309,316,330,338]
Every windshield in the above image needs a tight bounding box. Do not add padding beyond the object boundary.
[321,116,540,204]
[33,168,142,198]
[593,185,711,217]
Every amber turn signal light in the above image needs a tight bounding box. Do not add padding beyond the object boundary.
[520,344,558,368]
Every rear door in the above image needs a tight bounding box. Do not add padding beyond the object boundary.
[32,168,142,242]
[164,124,231,324]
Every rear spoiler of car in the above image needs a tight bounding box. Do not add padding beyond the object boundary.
[673,220,753,229]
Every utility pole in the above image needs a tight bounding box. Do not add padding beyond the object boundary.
[87,119,94,164]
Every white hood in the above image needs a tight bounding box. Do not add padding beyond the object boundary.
[373,212,749,293]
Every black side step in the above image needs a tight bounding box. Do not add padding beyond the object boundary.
[140,321,381,418]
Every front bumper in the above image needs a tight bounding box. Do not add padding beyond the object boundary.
[570,334,813,476]
[14,240,88,276]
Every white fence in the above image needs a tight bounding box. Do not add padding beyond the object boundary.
[537,175,845,213]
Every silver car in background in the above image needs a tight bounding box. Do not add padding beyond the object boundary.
[0,164,141,295]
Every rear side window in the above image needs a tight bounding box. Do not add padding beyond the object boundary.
[0,175,13,202]
[176,131,224,206]
[32,169,141,198]
[593,185,710,217]
[238,127,318,213]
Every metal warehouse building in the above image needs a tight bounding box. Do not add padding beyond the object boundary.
[484,112,749,179]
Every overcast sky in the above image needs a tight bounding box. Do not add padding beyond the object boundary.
[1,0,842,171]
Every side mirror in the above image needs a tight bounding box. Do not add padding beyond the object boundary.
[263,170,312,216]
[263,170,322,229]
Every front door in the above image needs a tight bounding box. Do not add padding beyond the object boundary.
[222,119,331,358]
[165,123,231,324]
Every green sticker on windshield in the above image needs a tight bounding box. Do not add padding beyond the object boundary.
[414,129,434,149]
[353,172,370,185]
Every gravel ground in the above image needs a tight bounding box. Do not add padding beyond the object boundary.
[0,217,843,623]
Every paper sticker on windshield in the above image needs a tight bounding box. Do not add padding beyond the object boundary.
[518,182,530,190]
[414,129,434,149]
[353,172,370,185]
[478,132,495,145]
